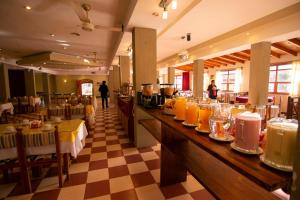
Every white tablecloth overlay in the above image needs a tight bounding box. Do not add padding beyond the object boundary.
[93,96,98,111]
[0,103,14,116]
[29,97,41,106]
[0,123,88,160]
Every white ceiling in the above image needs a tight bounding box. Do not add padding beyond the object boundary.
[0,0,299,75]
[0,0,133,74]
[117,0,300,62]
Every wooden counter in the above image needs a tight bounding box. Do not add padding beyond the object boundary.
[138,106,292,200]
[117,96,134,141]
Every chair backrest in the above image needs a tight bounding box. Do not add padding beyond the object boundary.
[64,104,71,120]
[287,96,299,119]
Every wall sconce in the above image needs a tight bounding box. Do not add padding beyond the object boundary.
[162,7,168,19]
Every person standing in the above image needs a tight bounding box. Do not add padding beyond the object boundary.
[207,80,218,99]
[99,81,109,109]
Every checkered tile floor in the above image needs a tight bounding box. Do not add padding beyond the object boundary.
[1,106,215,200]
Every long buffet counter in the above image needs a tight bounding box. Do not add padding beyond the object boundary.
[117,96,134,142]
[138,106,292,200]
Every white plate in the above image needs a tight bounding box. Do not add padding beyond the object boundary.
[209,134,234,142]
[182,121,197,127]
[230,142,263,155]
[163,109,175,115]
[259,154,293,172]
[173,116,184,121]
[194,127,210,134]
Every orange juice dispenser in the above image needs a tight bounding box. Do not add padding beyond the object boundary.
[184,101,199,126]
[174,97,187,121]
[196,104,213,133]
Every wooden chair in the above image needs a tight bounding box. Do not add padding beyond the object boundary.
[64,104,72,120]
[20,96,30,113]
[287,96,299,119]
[0,128,32,193]
[22,126,67,188]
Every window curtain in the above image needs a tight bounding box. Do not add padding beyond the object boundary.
[203,73,209,91]
[290,61,300,96]
[215,71,222,90]
[182,72,190,91]
[234,68,242,93]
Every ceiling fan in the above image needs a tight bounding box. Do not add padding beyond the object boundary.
[74,3,125,32]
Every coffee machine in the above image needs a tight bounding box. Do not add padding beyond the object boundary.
[158,83,174,105]
[137,83,159,108]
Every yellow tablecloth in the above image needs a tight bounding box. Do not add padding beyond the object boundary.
[0,119,84,149]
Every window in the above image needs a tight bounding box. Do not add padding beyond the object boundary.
[268,64,292,94]
[219,70,236,91]
[81,83,93,95]
[174,75,183,90]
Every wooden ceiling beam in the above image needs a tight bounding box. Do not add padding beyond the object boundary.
[288,38,300,47]
[204,61,220,67]
[221,55,244,63]
[230,53,250,61]
[241,50,251,55]
[213,57,236,65]
[270,50,281,58]
[207,60,225,66]
[272,43,297,56]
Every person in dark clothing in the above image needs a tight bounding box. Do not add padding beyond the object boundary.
[99,81,109,109]
[207,80,218,99]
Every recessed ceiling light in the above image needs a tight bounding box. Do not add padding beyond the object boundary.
[50,34,55,37]
[24,6,31,10]
[56,39,67,43]
[83,58,90,63]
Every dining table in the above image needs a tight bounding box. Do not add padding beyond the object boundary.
[235,96,274,103]
[0,119,88,160]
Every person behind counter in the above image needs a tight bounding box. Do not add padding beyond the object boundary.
[207,80,218,99]
[99,81,109,109]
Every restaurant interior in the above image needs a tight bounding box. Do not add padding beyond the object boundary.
[0,0,300,199]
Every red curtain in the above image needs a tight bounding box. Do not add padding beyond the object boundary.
[182,72,190,91]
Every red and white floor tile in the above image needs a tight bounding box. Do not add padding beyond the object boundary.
[1,107,215,200]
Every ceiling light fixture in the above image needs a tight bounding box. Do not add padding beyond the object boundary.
[24,6,31,10]
[162,7,168,20]
[171,0,177,10]
[50,34,55,37]
[83,58,90,63]
[60,43,70,46]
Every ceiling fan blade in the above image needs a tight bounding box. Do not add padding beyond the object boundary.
[94,25,122,32]
[63,0,89,22]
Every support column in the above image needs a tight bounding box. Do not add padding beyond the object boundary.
[113,65,121,92]
[193,59,204,98]
[0,63,10,101]
[24,70,36,96]
[249,42,271,106]
[108,70,114,104]
[291,105,300,199]
[168,67,175,84]
[133,27,157,147]
[42,73,51,105]
[189,71,193,91]
[119,56,130,85]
